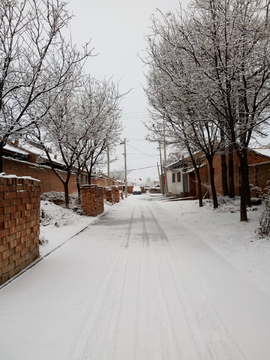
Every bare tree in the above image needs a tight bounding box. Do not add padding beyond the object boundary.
[144,29,221,208]
[145,0,270,220]
[0,0,91,172]
[76,77,123,187]
[31,77,123,207]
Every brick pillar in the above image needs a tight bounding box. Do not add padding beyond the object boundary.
[112,186,120,203]
[104,187,114,203]
[0,175,41,285]
[81,184,104,216]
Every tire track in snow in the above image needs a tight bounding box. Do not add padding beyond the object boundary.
[136,206,166,359]
[147,205,246,360]
[145,206,193,359]
[67,209,135,359]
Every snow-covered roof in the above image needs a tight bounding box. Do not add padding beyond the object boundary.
[167,160,182,170]
[3,144,29,156]
[15,142,65,166]
[251,148,270,158]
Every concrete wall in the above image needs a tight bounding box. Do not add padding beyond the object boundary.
[0,175,40,285]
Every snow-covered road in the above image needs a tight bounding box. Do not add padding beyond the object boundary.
[0,194,270,360]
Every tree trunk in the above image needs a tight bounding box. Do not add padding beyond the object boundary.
[239,151,251,221]
[208,157,218,209]
[64,182,69,209]
[0,146,3,173]
[87,171,91,185]
[220,128,228,196]
[76,172,81,204]
[63,171,71,209]
[195,167,203,207]
[228,144,235,198]
[221,152,228,196]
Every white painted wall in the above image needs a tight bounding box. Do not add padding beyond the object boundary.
[167,170,184,194]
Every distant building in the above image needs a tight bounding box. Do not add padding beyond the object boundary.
[165,148,270,198]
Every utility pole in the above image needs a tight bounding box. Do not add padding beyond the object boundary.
[120,138,128,198]
[107,144,110,186]
[159,142,164,196]
[124,138,127,198]
[163,117,168,195]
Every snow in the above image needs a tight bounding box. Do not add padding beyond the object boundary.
[157,195,270,297]
[3,143,29,155]
[0,172,40,182]
[39,199,112,257]
[252,148,270,158]
[0,193,269,359]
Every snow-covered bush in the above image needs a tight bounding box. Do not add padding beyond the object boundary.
[259,187,270,238]
[40,191,83,213]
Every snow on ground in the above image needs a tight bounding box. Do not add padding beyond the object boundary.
[0,192,270,360]
[39,192,270,296]
[39,194,112,257]
[155,194,270,297]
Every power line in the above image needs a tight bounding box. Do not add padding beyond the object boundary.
[127,143,158,159]
[104,165,158,175]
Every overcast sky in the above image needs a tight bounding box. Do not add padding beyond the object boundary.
[65,0,189,184]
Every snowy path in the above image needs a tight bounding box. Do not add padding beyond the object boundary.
[0,194,270,360]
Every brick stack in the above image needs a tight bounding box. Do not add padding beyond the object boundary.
[81,185,104,216]
[0,175,41,285]
[104,187,114,203]
[112,186,120,203]
[127,186,133,194]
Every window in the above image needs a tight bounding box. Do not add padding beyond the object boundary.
[172,173,176,183]
[177,172,181,182]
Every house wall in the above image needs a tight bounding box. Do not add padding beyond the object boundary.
[3,157,78,195]
[167,170,184,195]
[91,177,107,187]
[167,171,172,193]
[193,150,270,198]
[189,172,196,197]
[172,171,184,195]
[249,161,270,197]
[193,164,209,198]
[0,175,40,285]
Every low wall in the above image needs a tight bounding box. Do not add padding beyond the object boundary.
[81,185,104,217]
[3,157,78,194]
[104,187,113,203]
[112,187,120,203]
[104,186,120,204]
[0,175,40,285]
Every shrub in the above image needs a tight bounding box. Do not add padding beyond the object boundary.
[259,186,270,238]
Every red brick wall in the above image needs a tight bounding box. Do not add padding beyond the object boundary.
[3,157,77,194]
[104,186,120,203]
[127,186,133,194]
[192,150,270,198]
[81,185,104,217]
[91,177,107,187]
[104,187,113,203]
[112,186,120,203]
[0,175,40,285]
[192,164,209,198]
[249,162,270,197]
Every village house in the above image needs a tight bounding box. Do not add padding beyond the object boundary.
[166,148,270,199]
[2,140,121,194]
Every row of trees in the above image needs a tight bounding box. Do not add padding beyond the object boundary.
[144,0,270,221]
[0,0,123,207]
